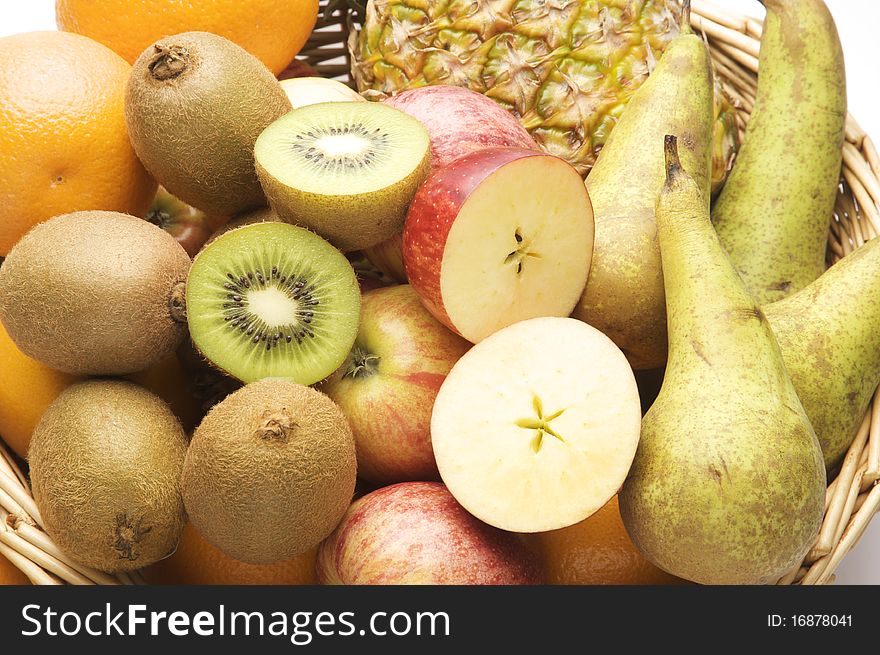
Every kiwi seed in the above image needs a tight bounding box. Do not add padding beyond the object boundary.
[186,221,360,384]
[255,101,431,252]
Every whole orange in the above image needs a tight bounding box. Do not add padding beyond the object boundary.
[127,352,204,433]
[0,549,30,585]
[524,495,686,585]
[0,321,82,459]
[143,523,317,585]
[0,320,205,457]
[0,31,156,256]
[57,0,320,75]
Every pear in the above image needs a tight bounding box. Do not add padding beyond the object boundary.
[619,136,826,585]
[765,237,880,471]
[712,0,846,304]
[572,0,714,370]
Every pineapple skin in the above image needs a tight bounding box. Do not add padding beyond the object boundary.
[351,0,738,189]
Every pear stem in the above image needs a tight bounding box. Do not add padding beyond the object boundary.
[681,0,692,36]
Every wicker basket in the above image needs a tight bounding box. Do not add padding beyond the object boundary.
[2,0,879,585]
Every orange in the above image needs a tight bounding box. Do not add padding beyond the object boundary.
[143,522,317,585]
[524,495,687,585]
[0,549,30,585]
[57,0,320,75]
[127,352,204,433]
[0,321,203,458]
[0,31,156,256]
[0,321,82,459]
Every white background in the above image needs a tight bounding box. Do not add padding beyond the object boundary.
[0,1,877,584]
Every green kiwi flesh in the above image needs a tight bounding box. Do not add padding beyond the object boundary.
[181,378,357,564]
[28,380,188,573]
[186,222,360,384]
[254,101,431,252]
[125,31,292,215]
[0,210,190,375]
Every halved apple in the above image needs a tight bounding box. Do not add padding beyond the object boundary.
[431,317,642,533]
[403,148,594,343]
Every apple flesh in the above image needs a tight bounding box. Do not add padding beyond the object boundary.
[431,317,642,533]
[403,147,594,343]
[279,77,366,110]
[317,481,542,585]
[322,285,470,484]
[365,86,540,282]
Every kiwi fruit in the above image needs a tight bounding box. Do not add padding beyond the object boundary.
[204,206,281,249]
[181,378,357,564]
[28,380,188,573]
[254,101,431,252]
[186,221,360,385]
[0,211,190,375]
[125,31,292,216]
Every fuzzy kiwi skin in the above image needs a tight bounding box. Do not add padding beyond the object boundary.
[0,211,190,375]
[202,206,281,250]
[256,144,431,253]
[181,378,357,565]
[28,380,188,573]
[125,32,292,216]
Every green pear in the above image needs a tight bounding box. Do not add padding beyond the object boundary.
[765,238,880,471]
[712,0,846,304]
[619,136,826,585]
[572,0,714,370]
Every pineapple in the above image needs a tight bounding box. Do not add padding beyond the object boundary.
[349,0,738,189]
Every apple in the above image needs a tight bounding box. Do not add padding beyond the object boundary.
[431,317,642,533]
[322,285,470,484]
[403,147,594,343]
[279,77,366,109]
[355,271,387,294]
[145,187,228,257]
[382,86,538,170]
[277,59,319,80]
[365,86,540,281]
[361,232,406,283]
[317,481,542,585]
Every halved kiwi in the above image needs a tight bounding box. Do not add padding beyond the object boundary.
[254,101,431,252]
[186,222,360,384]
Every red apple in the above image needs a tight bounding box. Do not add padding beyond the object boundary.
[403,147,594,343]
[317,482,542,585]
[365,86,540,281]
[383,86,538,171]
[362,232,406,283]
[321,285,469,484]
[146,187,229,257]
[277,59,319,80]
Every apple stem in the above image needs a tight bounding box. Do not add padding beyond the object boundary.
[146,208,173,230]
[343,345,381,379]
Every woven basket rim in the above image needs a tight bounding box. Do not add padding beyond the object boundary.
[2,0,879,585]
